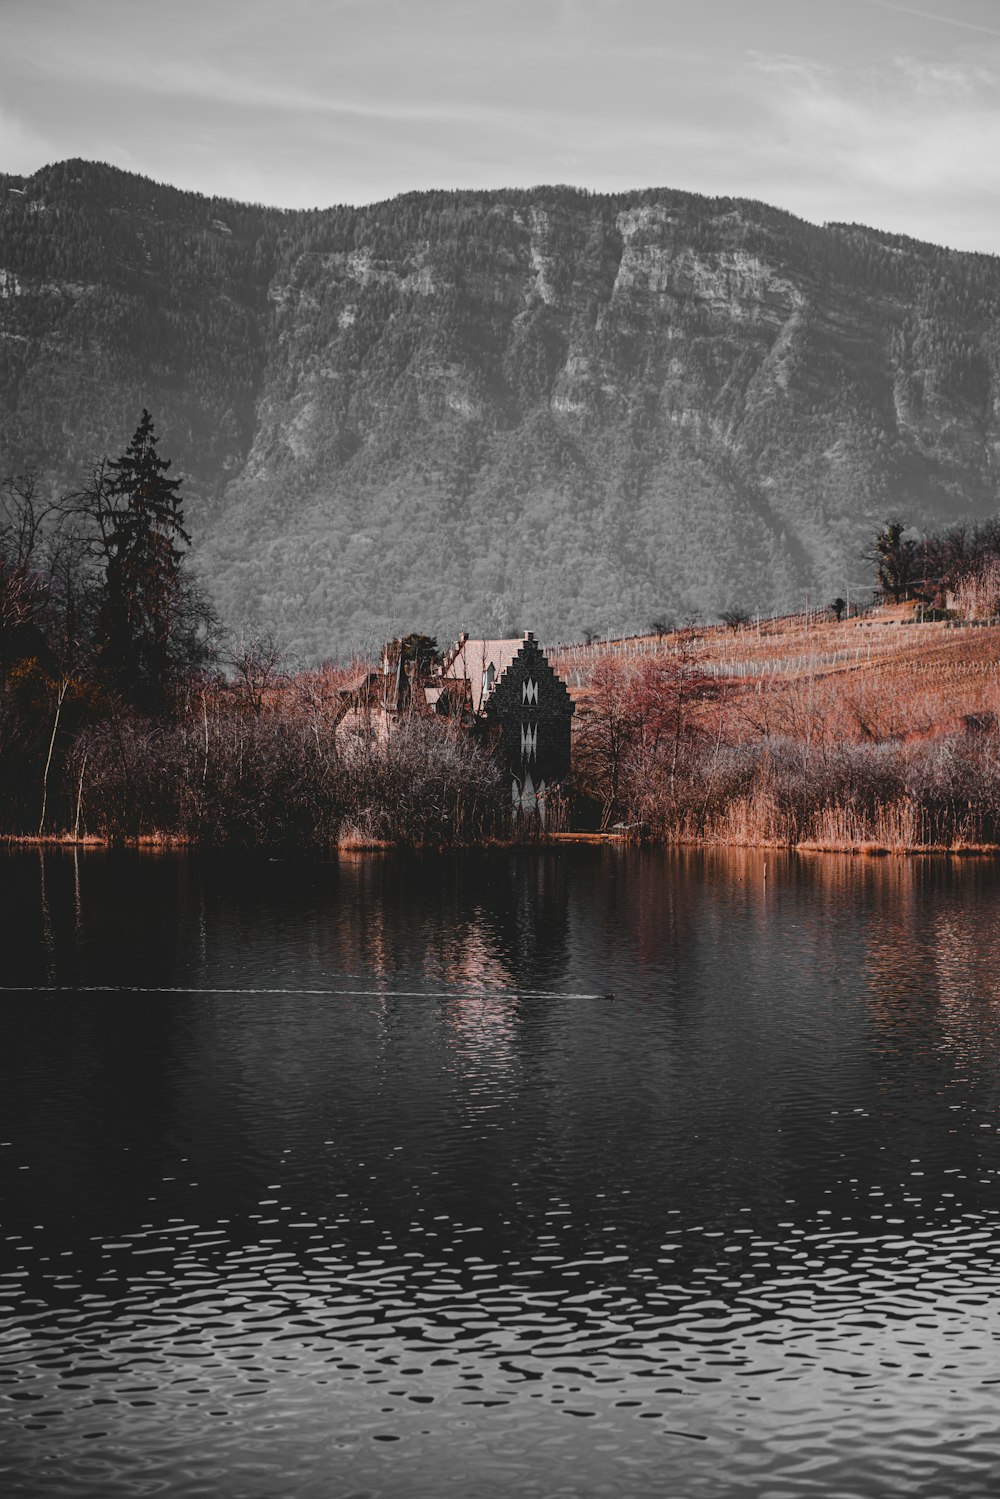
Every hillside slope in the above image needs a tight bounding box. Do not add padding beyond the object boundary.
[3,161,1000,658]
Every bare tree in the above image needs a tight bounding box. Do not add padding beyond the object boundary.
[0,469,49,634]
[572,657,637,829]
[227,626,285,718]
[0,470,98,832]
[721,605,751,633]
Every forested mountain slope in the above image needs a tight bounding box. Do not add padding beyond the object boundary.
[3,159,999,658]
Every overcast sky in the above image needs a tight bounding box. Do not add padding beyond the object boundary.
[2,0,999,251]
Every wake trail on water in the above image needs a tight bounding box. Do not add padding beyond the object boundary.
[0,984,616,1000]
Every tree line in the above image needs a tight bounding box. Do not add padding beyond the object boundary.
[9,428,1000,855]
[0,414,508,846]
[869,517,1000,614]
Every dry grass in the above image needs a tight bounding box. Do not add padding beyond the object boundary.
[3,832,191,848]
[3,832,107,846]
[336,826,393,850]
[560,611,1000,745]
[562,609,1000,852]
[545,831,629,844]
[715,798,930,854]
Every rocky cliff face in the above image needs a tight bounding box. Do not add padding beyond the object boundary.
[2,162,999,658]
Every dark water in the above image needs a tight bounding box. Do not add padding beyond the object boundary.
[3,847,1000,1497]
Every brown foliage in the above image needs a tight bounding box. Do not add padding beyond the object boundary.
[574,643,724,829]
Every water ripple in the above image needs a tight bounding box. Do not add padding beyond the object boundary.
[6,847,1000,1496]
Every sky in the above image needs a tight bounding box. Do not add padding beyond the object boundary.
[2,0,1000,251]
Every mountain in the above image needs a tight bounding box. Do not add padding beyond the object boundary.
[2,159,1000,659]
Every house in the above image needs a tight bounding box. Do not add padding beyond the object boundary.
[333,666,405,749]
[335,640,471,750]
[336,630,575,819]
[443,632,575,816]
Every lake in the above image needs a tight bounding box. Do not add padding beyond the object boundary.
[3,845,1000,1497]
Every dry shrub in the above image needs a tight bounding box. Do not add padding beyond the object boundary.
[628,731,1000,851]
[72,698,509,849]
[953,557,1000,621]
[337,716,506,845]
[73,699,343,848]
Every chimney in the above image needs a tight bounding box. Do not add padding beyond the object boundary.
[523,630,534,642]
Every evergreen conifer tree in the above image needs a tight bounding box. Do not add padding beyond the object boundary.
[96,410,192,711]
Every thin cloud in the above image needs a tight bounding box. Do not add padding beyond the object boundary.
[3,0,999,250]
[3,36,587,146]
[859,0,1000,41]
[0,103,54,176]
[746,49,1000,241]
[748,51,837,85]
[890,55,999,94]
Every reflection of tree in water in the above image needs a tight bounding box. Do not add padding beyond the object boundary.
[858,855,1000,1083]
[783,854,1000,1226]
[932,906,1000,1074]
[857,858,1000,1059]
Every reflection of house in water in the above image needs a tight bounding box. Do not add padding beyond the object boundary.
[336,631,575,820]
[436,851,572,992]
[331,851,571,997]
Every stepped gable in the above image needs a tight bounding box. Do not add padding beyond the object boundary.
[480,632,575,725]
[469,631,575,811]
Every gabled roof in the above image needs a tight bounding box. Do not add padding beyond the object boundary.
[483,636,575,718]
[420,678,473,718]
[442,635,526,713]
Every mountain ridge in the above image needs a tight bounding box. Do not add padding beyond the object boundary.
[2,159,999,658]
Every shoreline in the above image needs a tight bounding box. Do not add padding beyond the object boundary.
[6,831,1000,857]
